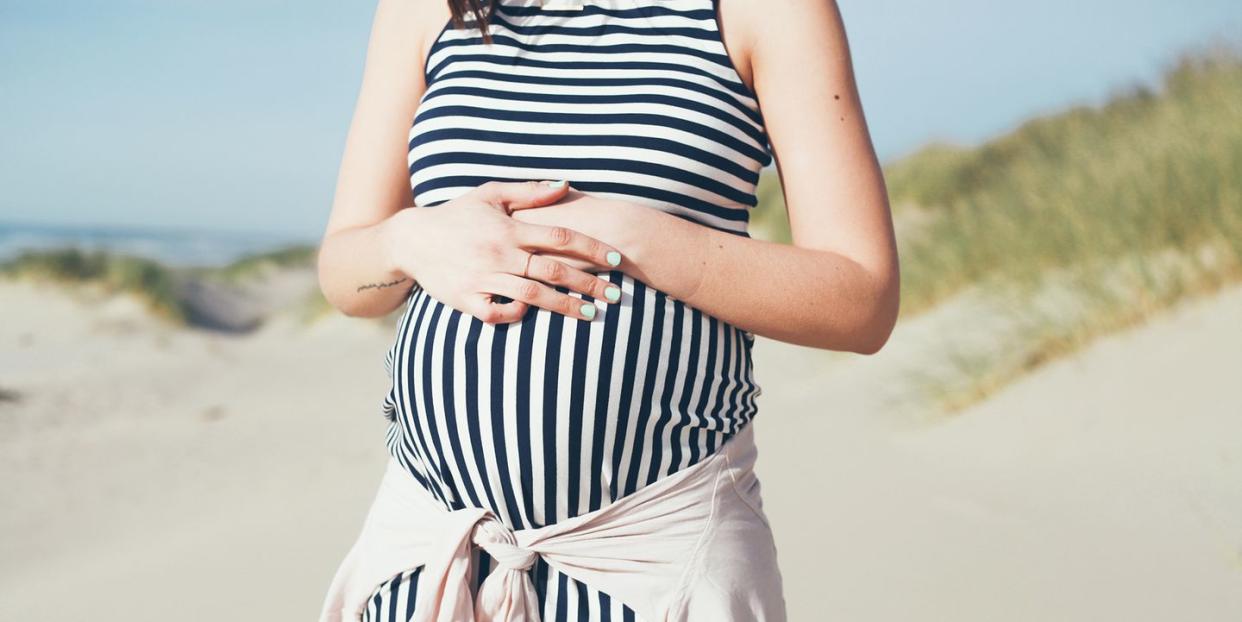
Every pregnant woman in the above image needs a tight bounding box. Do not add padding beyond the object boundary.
[317,0,898,620]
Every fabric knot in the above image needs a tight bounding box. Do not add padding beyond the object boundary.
[471,517,537,572]
[470,516,543,621]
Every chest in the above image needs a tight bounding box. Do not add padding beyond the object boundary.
[406,1,770,233]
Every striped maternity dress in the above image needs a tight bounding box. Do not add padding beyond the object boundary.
[364,0,772,619]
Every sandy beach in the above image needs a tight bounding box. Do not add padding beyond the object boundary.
[2,277,1239,621]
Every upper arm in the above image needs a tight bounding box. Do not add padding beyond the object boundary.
[322,0,449,237]
[726,0,897,276]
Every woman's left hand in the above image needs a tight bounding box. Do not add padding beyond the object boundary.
[508,187,711,301]
[508,189,640,272]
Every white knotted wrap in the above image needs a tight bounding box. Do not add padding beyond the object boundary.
[319,424,786,622]
[470,518,540,620]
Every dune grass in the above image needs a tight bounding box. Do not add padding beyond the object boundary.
[0,244,327,330]
[889,48,1242,314]
[749,46,1242,413]
[0,247,189,323]
[213,244,318,281]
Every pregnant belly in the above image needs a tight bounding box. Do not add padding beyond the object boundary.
[379,270,761,530]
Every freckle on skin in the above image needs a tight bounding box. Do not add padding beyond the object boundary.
[833,94,840,100]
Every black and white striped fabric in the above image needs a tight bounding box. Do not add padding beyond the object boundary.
[368,1,769,620]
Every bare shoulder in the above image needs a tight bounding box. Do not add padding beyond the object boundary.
[716,0,845,88]
[372,0,450,37]
[363,0,453,90]
[408,0,452,50]
[717,0,851,78]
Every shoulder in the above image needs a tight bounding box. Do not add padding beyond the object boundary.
[715,0,845,88]
[396,0,452,36]
[411,0,453,72]
[364,0,453,84]
[717,0,848,74]
[369,0,452,49]
[408,0,452,40]
[719,0,842,35]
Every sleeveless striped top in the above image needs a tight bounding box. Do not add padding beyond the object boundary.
[371,1,769,618]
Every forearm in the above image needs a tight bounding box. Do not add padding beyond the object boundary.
[625,209,899,353]
[317,214,413,318]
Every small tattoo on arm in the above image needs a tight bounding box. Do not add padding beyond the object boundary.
[356,277,409,293]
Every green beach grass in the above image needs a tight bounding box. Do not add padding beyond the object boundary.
[751,46,1242,413]
[0,244,326,329]
[214,244,318,281]
[0,247,189,323]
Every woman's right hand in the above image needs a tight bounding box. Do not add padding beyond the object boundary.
[379,180,624,324]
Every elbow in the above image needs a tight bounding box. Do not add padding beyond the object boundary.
[336,297,392,319]
[851,320,894,355]
[845,271,901,356]
[793,260,900,353]
[340,306,380,319]
[322,289,365,319]
[315,271,351,317]
[317,252,406,320]
[315,246,363,319]
[317,261,402,320]
[319,282,379,319]
[317,272,372,319]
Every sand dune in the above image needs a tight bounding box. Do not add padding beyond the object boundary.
[755,285,1242,620]
[2,279,1239,620]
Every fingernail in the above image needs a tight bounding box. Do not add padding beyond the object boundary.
[604,286,621,302]
[605,251,622,266]
[546,179,567,189]
[580,302,597,320]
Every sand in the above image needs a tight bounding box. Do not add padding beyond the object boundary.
[2,277,1239,621]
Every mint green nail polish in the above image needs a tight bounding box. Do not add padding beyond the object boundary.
[580,303,597,319]
[606,251,622,267]
[604,286,621,302]
[546,179,567,188]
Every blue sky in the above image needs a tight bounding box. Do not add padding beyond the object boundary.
[2,0,1239,238]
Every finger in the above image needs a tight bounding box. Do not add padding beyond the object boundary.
[477,180,571,213]
[524,254,622,304]
[463,293,529,325]
[512,222,623,270]
[488,273,599,321]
